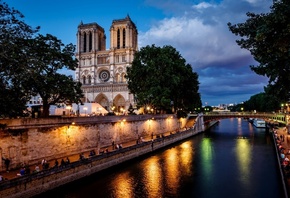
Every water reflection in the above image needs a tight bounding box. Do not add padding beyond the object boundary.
[111,172,134,198]
[235,138,251,186]
[200,137,214,182]
[237,118,243,136]
[164,148,179,195]
[179,141,194,175]
[143,156,162,198]
[40,119,283,198]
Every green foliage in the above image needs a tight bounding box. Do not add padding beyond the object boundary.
[127,103,135,115]
[0,1,83,117]
[228,0,290,103]
[176,110,187,119]
[23,34,83,117]
[243,92,280,112]
[0,0,39,118]
[228,103,244,112]
[126,44,201,114]
[203,106,213,112]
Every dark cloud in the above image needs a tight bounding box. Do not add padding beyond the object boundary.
[140,0,273,106]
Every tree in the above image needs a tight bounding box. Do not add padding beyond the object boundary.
[243,92,279,112]
[0,1,83,117]
[0,0,39,118]
[228,0,290,103]
[126,44,201,115]
[22,34,83,117]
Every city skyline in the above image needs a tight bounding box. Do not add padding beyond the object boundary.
[5,0,273,106]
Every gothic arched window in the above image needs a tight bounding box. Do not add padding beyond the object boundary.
[89,32,92,52]
[98,33,102,50]
[123,28,126,48]
[117,29,120,49]
[116,73,120,82]
[82,76,86,84]
[83,32,87,52]
[88,75,91,84]
[121,73,126,82]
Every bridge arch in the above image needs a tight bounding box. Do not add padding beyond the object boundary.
[187,113,287,129]
[202,113,286,126]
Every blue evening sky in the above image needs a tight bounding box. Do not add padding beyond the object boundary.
[5,0,273,106]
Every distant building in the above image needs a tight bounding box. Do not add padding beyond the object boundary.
[75,15,138,113]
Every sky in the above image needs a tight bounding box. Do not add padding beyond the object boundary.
[5,0,274,106]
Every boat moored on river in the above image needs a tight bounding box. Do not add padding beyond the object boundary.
[253,119,266,128]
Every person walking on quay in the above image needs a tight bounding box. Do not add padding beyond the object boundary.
[35,164,40,172]
[112,141,115,150]
[54,159,59,168]
[61,159,66,167]
[41,158,47,169]
[66,157,70,165]
[2,157,10,172]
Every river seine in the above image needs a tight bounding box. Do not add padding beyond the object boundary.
[39,118,285,198]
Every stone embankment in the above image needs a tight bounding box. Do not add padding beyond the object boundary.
[0,119,219,198]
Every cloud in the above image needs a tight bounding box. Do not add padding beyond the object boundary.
[139,0,272,106]
[192,2,216,10]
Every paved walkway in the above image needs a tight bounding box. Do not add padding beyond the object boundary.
[0,131,176,181]
[272,126,290,197]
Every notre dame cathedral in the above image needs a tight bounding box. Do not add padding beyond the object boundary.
[75,15,138,114]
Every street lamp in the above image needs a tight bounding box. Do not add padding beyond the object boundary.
[111,106,115,111]
[146,106,150,114]
[286,103,289,114]
[83,107,88,116]
[66,105,72,117]
[281,104,285,113]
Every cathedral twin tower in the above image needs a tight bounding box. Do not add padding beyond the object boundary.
[75,15,138,113]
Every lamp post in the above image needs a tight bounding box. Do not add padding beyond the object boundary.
[178,119,181,132]
[286,103,289,114]
[83,107,88,116]
[66,105,72,117]
[146,106,150,114]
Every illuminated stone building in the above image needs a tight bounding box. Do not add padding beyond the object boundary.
[75,15,138,113]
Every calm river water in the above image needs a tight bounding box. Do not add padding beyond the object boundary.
[39,118,285,198]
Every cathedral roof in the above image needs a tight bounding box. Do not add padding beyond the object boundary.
[112,15,137,29]
[78,22,104,32]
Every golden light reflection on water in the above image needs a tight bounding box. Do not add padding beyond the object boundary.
[111,172,134,198]
[179,141,194,175]
[164,148,179,195]
[235,138,251,186]
[143,156,162,198]
[138,142,194,198]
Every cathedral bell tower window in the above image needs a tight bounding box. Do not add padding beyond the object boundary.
[89,32,92,52]
[123,28,126,48]
[83,32,87,52]
[117,29,120,49]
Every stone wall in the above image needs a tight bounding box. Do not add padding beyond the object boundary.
[0,115,188,171]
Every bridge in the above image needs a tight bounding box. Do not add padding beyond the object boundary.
[187,112,288,129]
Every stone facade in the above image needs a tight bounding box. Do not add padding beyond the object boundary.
[75,15,138,113]
[0,115,182,172]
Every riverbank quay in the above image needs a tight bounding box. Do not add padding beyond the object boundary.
[272,126,290,198]
[0,120,220,198]
[0,114,191,173]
